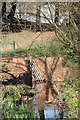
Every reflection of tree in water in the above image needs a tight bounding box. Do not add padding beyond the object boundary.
[45,57,59,101]
[40,108,64,120]
[38,108,59,119]
[38,110,45,120]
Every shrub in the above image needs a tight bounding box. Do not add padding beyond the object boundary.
[1,85,37,119]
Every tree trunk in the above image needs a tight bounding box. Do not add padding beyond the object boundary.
[19,3,21,19]
[36,3,41,31]
[38,110,45,120]
[7,2,21,32]
[54,3,59,25]
[7,2,16,20]
[2,2,6,21]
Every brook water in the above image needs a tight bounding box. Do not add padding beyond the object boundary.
[28,96,60,120]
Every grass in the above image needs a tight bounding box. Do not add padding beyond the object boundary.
[3,41,62,58]
[2,40,77,64]
[1,85,37,119]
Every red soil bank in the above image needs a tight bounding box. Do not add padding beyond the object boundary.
[10,57,68,102]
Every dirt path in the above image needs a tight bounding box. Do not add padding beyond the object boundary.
[1,30,56,52]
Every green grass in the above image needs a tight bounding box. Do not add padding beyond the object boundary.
[2,41,77,64]
[12,41,62,57]
[1,85,37,119]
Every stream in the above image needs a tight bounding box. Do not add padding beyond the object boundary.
[28,97,60,120]
[34,106,59,120]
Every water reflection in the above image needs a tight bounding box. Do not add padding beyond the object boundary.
[34,106,59,120]
[28,96,59,119]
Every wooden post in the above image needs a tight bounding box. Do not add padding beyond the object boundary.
[13,41,16,54]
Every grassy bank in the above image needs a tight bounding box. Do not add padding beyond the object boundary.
[2,41,62,57]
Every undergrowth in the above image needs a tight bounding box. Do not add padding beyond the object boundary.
[1,85,37,119]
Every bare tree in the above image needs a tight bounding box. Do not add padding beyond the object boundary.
[36,3,41,31]
[7,2,17,20]
[54,3,59,25]
[2,2,6,21]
